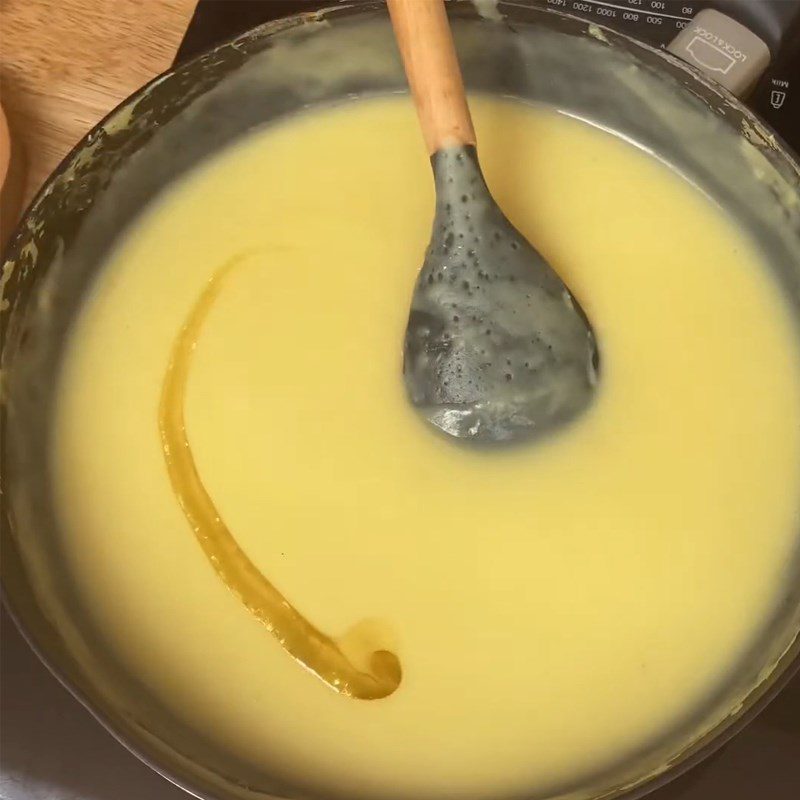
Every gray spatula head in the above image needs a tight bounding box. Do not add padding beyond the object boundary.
[403,146,599,443]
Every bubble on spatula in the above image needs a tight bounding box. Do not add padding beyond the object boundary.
[404,147,599,442]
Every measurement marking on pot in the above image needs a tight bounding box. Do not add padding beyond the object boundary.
[570,0,692,21]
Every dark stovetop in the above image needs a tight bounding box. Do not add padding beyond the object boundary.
[1,3,798,800]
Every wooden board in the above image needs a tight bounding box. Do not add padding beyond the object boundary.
[0,0,197,222]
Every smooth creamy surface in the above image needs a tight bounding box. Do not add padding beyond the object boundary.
[52,97,800,799]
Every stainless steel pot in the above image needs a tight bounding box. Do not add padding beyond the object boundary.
[2,3,800,799]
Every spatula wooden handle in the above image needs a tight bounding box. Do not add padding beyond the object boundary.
[387,0,476,155]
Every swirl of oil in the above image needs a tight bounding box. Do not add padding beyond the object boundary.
[159,253,402,699]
